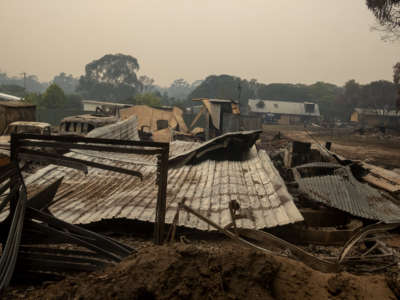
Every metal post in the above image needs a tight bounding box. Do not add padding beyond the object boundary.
[9,134,19,215]
[154,144,169,245]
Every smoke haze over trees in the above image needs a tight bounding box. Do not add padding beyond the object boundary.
[1,50,398,121]
[53,73,79,94]
[188,74,398,120]
[0,71,48,93]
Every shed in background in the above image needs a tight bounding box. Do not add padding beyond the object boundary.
[0,101,36,134]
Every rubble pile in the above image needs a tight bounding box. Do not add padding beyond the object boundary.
[2,114,400,298]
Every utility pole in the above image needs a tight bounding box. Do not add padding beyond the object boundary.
[20,72,26,95]
[237,82,242,101]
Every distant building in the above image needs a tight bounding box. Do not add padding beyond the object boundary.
[350,108,400,127]
[0,101,36,134]
[248,99,320,125]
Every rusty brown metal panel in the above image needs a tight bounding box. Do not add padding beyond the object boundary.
[15,143,303,231]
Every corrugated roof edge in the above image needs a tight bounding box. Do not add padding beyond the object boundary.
[169,130,262,168]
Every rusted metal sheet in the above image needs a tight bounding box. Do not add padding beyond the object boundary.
[2,128,301,232]
[13,144,303,231]
[294,164,400,223]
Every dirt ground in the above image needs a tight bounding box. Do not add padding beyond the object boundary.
[3,242,396,300]
[261,124,400,169]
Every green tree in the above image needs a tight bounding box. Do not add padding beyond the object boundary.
[40,83,67,108]
[257,83,310,101]
[168,78,191,100]
[361,80,397,111]
[187,75,255,107]
[338,79,397,115]
[53,72,79,94]
[394,63,400,109]
[342,80,362,110]
[23,92,42,106]
[65,94,83,109]
[139,75,155,93]
[77,54,142,101]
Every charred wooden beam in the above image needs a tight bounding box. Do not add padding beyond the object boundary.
[19,140,163,155]
[13,133,168,148]
[18,149,143,179]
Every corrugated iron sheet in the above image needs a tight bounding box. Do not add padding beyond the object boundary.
[1,117,301,230]
[295,166,400,223]
[5,145,302,230]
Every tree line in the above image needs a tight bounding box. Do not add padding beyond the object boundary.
[187,75,398,120]
[0,52,398,121]
[0,54,203,110]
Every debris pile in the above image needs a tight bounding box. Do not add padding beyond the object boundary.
[2,113,400,298]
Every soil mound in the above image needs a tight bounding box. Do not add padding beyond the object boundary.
[3,243,396,300]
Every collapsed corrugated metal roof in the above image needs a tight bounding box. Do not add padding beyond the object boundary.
[15,145,302,230]
[294,164,400,223]
[2,118,302,230]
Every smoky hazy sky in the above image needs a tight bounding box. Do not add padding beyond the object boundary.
[0,0,399,87]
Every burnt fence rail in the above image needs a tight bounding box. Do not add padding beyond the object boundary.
[10,133,170,245]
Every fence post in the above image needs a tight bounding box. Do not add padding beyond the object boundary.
[154,144,169,245]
